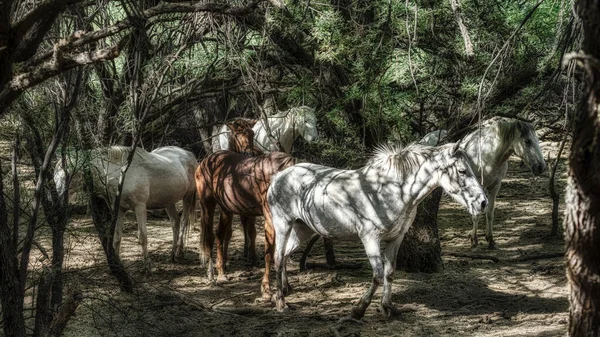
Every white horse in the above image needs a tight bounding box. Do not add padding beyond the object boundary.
[267,142,488,319]
[460,120,546,248]
[55,146,197,270]
[214,106,318,153]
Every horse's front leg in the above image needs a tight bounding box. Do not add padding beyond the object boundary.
[349,236,383,320]
[215,211,233,281]
[380,235,405,318]
[134,204,151,272]
[112,208,126,256]
[470,214,480,248]
[485,181,501,250]
[241,216,258,266]
[165,204,180,262]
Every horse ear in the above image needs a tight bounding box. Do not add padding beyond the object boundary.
[452,139,462,156]
[531,120,538,128]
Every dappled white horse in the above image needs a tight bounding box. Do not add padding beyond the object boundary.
[55,146,197,270]
[214,106,318,153]
[268,142,488,319]
[460,120,546,248]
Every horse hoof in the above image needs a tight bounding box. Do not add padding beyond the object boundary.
[470,235,478,248]
[276,302,290,313]
[262,291,273,303]
[378,306,397,319]
[217,274,228,283]
[487,241,497,250]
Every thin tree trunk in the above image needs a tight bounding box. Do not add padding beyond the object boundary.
[0,160,26,337]
[550,129,567,236]
[565,1,600,335]
[396,189,443,273]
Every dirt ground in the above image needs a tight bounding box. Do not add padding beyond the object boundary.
[44,141,568,337]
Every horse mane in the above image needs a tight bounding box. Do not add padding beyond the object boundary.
[101,146,152,164]
[366,142,434,177]
[495,120,533,145]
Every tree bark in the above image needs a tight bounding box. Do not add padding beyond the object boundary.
[565,1,600,335]
[396,189,443,273]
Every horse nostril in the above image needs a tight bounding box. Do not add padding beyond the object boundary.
[481,199,488,210]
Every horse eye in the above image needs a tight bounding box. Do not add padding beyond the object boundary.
[525,139,532,145]
[459,169,467,175]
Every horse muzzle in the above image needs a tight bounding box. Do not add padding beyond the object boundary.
[472,195,488,215]
[532,162,547,176]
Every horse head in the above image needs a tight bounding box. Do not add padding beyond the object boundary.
[292,106,319,143]
[226,118,257,156]
[437,144,488,216]
[511,121,546,176]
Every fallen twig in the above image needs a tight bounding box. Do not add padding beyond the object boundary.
[442,252,500,263]
[505,252,564,262]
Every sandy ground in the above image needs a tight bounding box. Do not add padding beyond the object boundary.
[21,141,568,337]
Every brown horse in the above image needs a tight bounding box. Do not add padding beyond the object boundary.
[216,118,260,155]
[195,151,297,299]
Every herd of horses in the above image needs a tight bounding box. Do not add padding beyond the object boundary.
[54,106,547,319]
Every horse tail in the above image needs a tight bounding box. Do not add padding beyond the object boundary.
[184,189,197,246]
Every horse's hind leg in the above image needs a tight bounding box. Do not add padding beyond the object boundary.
[215,210,233,281]
[485,181,501,250]
[134,204,151,272]
[199,201,216,281]
[113,208,126,256]
[165,204,180,262]
[272,214,295,311]
[324,238,336,266]
[241,216,258,266]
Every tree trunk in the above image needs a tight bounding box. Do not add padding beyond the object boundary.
[0,160,26,337]
[565,1,600,335]
[396,189,443,273]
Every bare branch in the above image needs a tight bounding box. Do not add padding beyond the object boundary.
[449,0,474,57]
[25,1,264,69]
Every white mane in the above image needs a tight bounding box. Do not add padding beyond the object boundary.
[366,143,435,177]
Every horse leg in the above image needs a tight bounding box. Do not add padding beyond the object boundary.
[349,236,383,320]
[199,201,216,281]
[241,216,258,266]
[324,238,336,266]
[164,204,180,262]
[134,204,150,272]
[215,210,233,281]
[485,181,501,250]
[112,208,126,256]
[262,206,276,301]
[298,234,319,271]
[273,214,294,312]
[380,233,408,319]
[470,214,480,248]
[281,222,314,295]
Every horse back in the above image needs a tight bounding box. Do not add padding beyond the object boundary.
[196,151,297,215]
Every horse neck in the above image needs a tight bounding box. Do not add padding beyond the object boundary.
[464,127,514,172]
[271,115,297,153]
